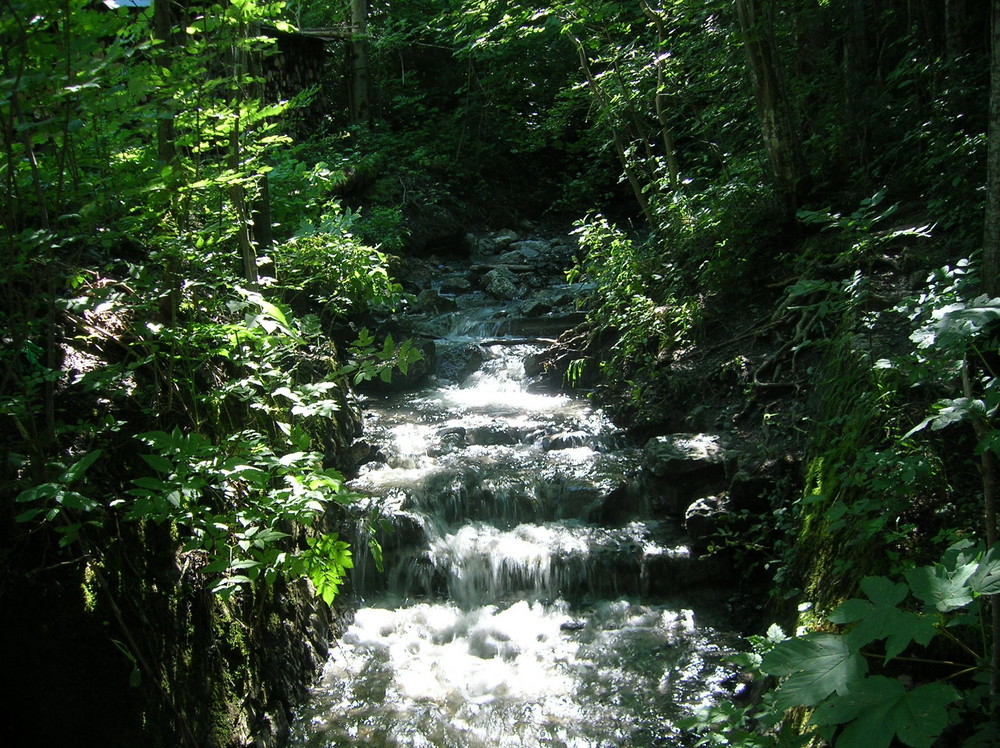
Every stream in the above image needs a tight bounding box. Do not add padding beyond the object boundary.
[289,230,742,747]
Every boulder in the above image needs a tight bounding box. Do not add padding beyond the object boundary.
[440,276,473,295]
[520,299,552,317]
[435,342,485,384]
[482,266,520,300]
[510,239,551,257]
[540,431,591,451]
[642,433,730,517]
[428,426,468,456]
[643,433,728,477]
[412,288,457,313]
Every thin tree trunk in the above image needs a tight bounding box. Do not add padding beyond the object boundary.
[734,0,807,212]
[350,0,370,123]
[571,36,656,227]
[984,0,1000,297]
[153,0,178,167]
[640,0,679,189]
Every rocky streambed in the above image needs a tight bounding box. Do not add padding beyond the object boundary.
[289,226,775,746]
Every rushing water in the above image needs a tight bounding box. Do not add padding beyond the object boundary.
[290,256,740,747]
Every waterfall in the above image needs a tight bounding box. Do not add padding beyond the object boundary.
[290,232,740,747]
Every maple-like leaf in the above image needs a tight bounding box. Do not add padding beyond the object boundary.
[760,634,867,710]
[811,676,957,748]
[828,576,937,661]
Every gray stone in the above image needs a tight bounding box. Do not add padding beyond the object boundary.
[436,341,485,383]
[509,239,550,256]
[643,433,727,477]
[491,229,519,250]
[520,299,552,317]
[541,431,591,451]
[483,267,520,300]
[413,288,457,313]
[440,276,473,294]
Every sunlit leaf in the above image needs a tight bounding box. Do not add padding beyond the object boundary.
[761,634,867,709]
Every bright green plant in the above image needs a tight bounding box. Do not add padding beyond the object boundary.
[338,327,423,386]
[684,542,1000,747]
[567,215,698,397]
[269,229,404,314]
[12,282,407,602]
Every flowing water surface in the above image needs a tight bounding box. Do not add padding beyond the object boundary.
[290,269,740,747]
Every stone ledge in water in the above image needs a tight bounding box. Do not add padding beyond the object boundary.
[642,433,728,477]
[540,431,592,451]
[644,545,735,591]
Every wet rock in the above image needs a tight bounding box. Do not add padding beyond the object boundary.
[684,495,730,552]
[495,228,519,244]
[413,288,457,313]
[641,434,731,518]
[596,483,646,525]
[522,352,545,377]
[474,229,519,255]
[644,548,734,593]
[347,438,380,468]
[728,471,771,514]
[440,276,473,294]
[540,431,591,451]
[520,298,552,317]
[729,456,801,514]
[535,478,603,519]
[436,342,485,384]
[497,240,549,265]
[467,422,526,446]
[506,311,586,338]
[482,266,521,300]
[510,239,550,256]
[643,434,728,477]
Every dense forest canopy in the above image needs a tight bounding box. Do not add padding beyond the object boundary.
[4,0,1000,744]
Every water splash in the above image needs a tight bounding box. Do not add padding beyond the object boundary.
[290,250,738,747]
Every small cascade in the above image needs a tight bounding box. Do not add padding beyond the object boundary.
[290,231,740,747]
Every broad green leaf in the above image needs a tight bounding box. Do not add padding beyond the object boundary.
[829,577,936,661]
[905,558,977,612]
[969,544,1000,596]
[761,634,867,709]
[812,676,957,748]
[62,449,103,483]
[16,483,59,503]
[140,453,174,474]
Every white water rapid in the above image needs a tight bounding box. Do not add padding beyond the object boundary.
[289,238,740,747]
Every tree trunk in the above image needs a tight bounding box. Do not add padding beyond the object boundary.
[153,0,178,167]
[350,0,370,123]
[734,0,807,213]
[641,0,679,190]
[570,35,655,227]
[984,0,1000,297]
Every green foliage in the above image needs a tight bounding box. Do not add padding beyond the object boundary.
[690,543,1000,746]
[269,229,404,314]
[0,0,436,617]
[297,533,353,605]
[568,215,698,398]
[338,327,423,386]
[796,189,933,265]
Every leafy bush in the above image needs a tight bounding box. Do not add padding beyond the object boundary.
[269,229,403,314]
[568,215,698,395]
[683,542,1000,747]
